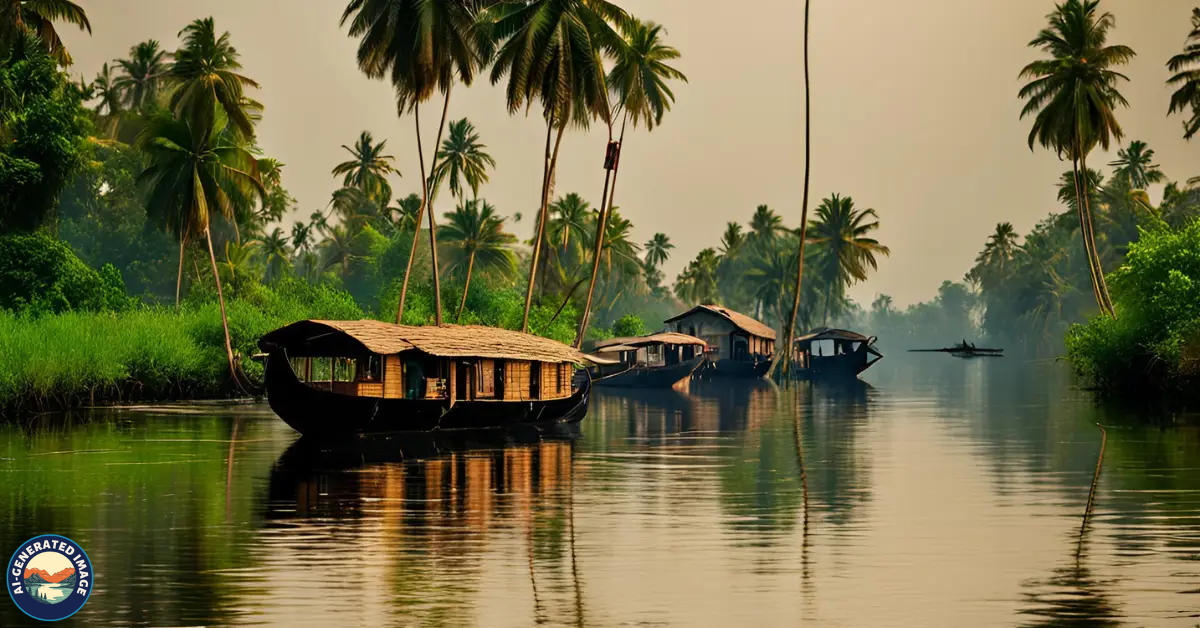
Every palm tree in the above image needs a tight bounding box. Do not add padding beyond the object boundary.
[773,0,814,377]
[262,227,292,282]
[290,221,312,254]
[430,118,495,201]
[548,193,592,253]
[137,112,265,380]
[342,0,485,327]
[807,194,890,325]
[490,0,627,333]
[169,18,261,140]
[440,198,518,320]
[332,131,399,202]
[1108,140,1165,189]
[970,222,1021,291]
[644,233,673,269]
[114,40,169,114]
[0,0,90,65]
[1018,0,1134,318]
[576,17,686,345]
[749,205,784,247]
[220,239,262,289]
[91,62,122,126]
[319,224,358,278]
[674,248,720,305]
[390,193,423,232]
[1168,8,1200,140]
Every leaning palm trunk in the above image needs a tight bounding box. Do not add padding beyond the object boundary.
[1070,160,1105,312]
[522,117,567,333]
[1078,151,1115,317]
[396,90,452,325]
[455,251,475,322]
[204,227,239,383]
[574,122,622,348]
[769,0,813,379]
[176,232,187,309]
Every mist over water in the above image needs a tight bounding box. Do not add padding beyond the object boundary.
[1,359,1198,627]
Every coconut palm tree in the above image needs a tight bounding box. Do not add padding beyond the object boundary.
[970,222,1021,291]
[674,248,720,305]
[114,40,169,114]
[169,18,261,140]
[773,0,815,377]
[137,112,265,380]
[747,243,798,325]
[1168,8,1200,140]
[0,0,90,65]
[220,239,262,290]
[548,193,592,253]
[719,222,745,257]
[319,224,358,278]
[1018,0,1134,318]
[90,62,122,128]
[430,118,495,201]
[1108,140,1165,190]
[342,0,485,327]
[749,205,784,247]
[576,17,686,345]
[332,131,399,201]
[644,233,673,269]
[290,221,312,254]
[262,227,292,282]
[390,193,423,232]
[490,0,627,333]
[440,198,518,320]
[807,194,890,325]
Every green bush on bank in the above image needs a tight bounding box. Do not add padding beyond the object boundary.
[1066,220,1200,395]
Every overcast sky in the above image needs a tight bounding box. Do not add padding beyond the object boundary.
[63,0,1200,306]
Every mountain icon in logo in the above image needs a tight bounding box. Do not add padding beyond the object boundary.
[22,554,78,605]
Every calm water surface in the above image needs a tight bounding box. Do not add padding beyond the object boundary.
[2,359,1199,627]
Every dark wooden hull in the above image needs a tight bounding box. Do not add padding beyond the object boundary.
[593,356,706,389]
[792,350,881,381]
[264,352,590,437]
[700,358,772,379]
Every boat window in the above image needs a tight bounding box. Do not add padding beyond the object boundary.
[311,358,332,382]
[530,362,541,399]
[334,358,355,382]
[356,355,382,381]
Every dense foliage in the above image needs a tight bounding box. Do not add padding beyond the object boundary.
[1066,221,1200,395]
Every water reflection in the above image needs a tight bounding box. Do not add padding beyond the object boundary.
[2,367,1200,626]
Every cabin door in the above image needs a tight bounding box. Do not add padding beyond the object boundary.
[733,336,748,361]
[455,361,474,401]
[530,362,541,400]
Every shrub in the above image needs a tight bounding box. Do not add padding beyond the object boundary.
[612,314,646,337]
[0,232,130,314]
[1066,220,1200,395]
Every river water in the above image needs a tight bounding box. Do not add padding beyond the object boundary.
[1,358,1198,627]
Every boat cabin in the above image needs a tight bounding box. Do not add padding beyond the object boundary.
[258,320,586,404]
[791,327,883,378]
[664,305,776,364]
[589,332,707,374]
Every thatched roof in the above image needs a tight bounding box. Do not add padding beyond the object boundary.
[595,344,638,354]
[664,305,776,340]
[259,320,590,364]
[594,332,707,351]
[794,327,872,344]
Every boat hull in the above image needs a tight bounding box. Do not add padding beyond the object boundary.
[264,352,590,437]
[700,358,772,379]
[792,350,881,381]
[593,356,705,389]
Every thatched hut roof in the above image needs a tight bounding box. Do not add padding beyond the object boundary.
[594,332,707,351]
[259,320,590,364]
[664,305,776,340]
[794,327,872,345]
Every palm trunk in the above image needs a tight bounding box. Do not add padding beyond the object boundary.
[455,251,475,322]
[1070,159,1105,313]
[573,126,620,348]
[204,227,239,383]
[396,89,452,324]
[522,117,567,333]
[769,0,813,380]
[1078,152,1115,317]
[176,232,187,309]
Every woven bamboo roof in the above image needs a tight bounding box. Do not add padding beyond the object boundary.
[794,327,872,344]
[664,305,777,340]
[594,332,707,350]
[259,320,590,364]
[595,344,638,354]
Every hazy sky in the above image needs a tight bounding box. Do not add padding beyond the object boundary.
[63,0,1200,306]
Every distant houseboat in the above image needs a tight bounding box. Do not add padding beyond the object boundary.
[588,332,708,389]
[664,305,776,378]
[791,328,883,380]
[257,320,591,436]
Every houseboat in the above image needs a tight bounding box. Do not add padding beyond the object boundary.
[257,320,592,436]
[790,327,883,380]
[588,332,708,389]
[664,305,776,378]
